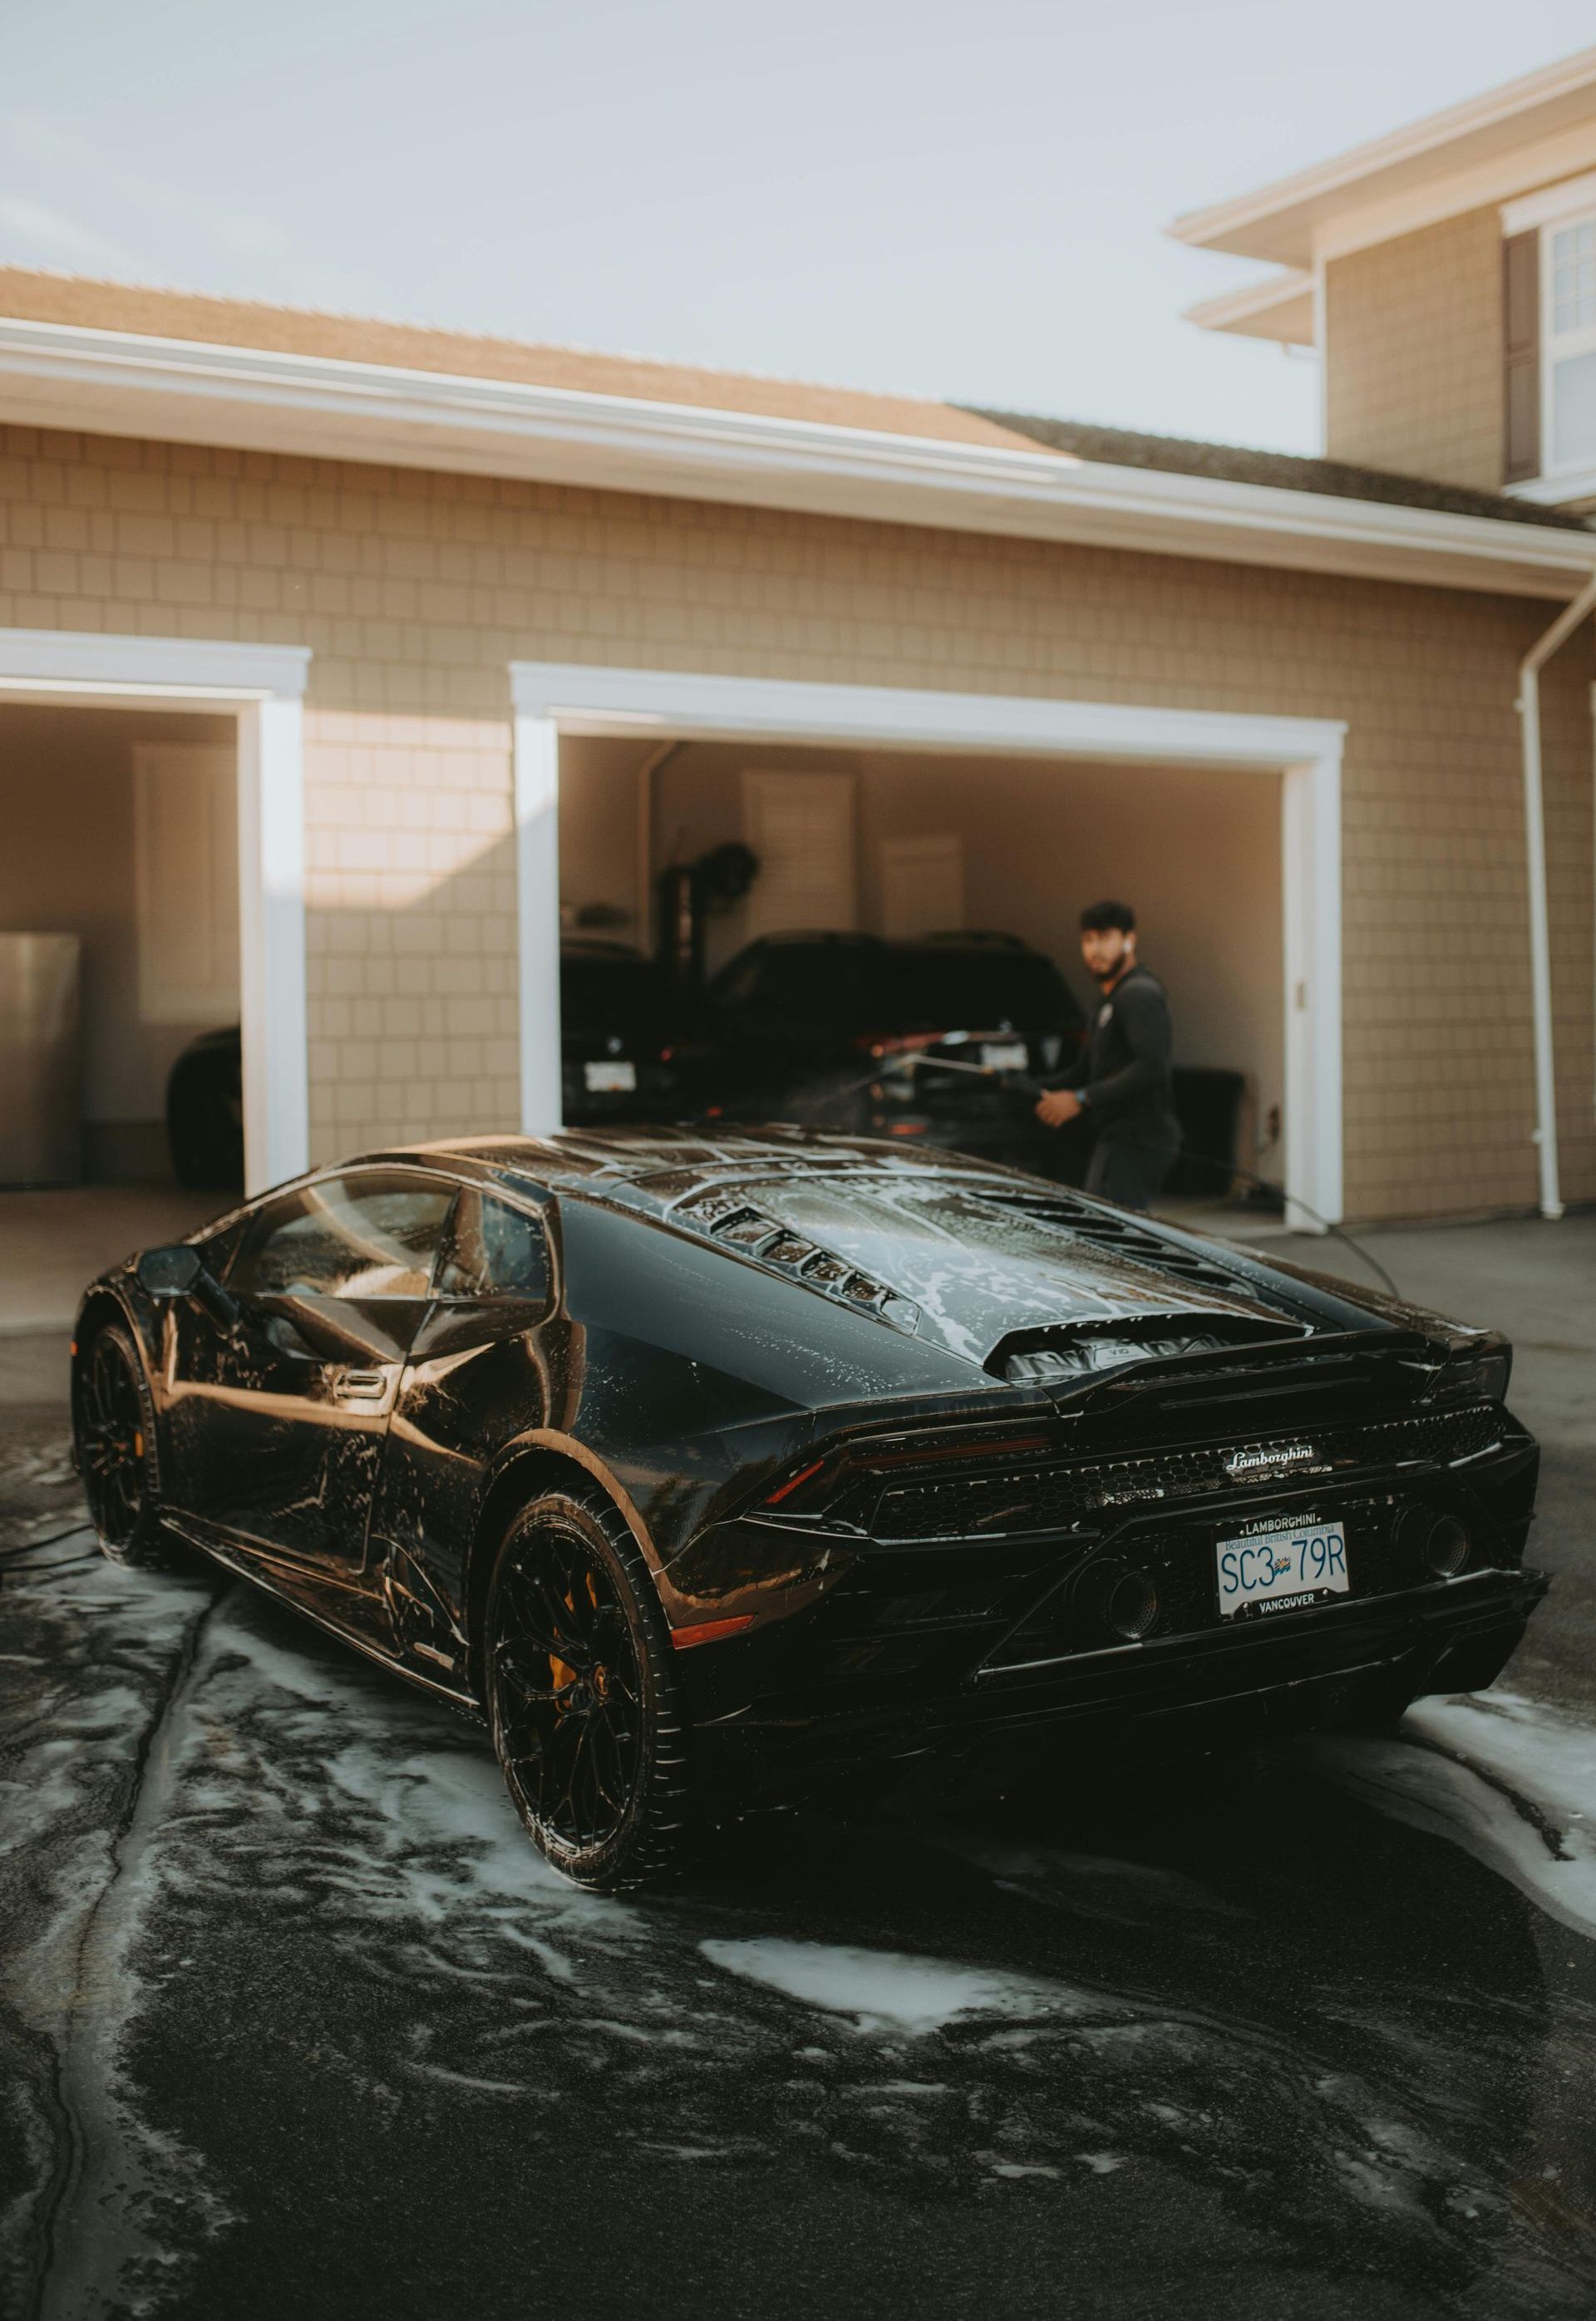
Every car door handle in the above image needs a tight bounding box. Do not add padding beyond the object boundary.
[333,1368,387,1402]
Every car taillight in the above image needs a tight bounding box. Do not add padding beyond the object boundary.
[765,1456,825,1506]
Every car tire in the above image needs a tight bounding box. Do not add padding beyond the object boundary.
[73,1323,177,1568]
[484,1483,692,1892]
[166,1064,244,1190]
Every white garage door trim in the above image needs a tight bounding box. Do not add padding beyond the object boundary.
[0,627,312,1195]
[510,661,1347,1229]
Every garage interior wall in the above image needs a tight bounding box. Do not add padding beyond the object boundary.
[557,736,1285,1170]
[0,702,237,1180]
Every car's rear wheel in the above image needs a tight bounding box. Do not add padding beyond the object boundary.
[484,1485,691,1891]
[73,1323,173,1567]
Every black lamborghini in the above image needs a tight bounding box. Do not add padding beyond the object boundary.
[72,1129,1546,1889]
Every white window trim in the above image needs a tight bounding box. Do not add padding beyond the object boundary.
[0,627,311,1194]
[510,663,1347,1229]
[1539,203,1596,488]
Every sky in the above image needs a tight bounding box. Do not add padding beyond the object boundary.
[2,1,1595,455]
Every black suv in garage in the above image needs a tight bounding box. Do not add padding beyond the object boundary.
[559,940,695,1126]
[694,930,1087,1168]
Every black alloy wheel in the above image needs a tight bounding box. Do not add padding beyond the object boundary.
[485,1485,690,1890]
[74,1324,170,1566]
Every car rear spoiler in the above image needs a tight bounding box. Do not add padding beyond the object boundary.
[1032,1328,1446,1424]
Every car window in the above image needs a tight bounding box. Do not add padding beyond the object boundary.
[198,1215,248,1278]
[716,944,890,1030]
[435,1189,550,1302]
[707,952,766,1011]
[229,1173,455,1299]
[888,948,1081,1032]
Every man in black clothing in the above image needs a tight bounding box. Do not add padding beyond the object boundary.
[1034,899,1180,1211]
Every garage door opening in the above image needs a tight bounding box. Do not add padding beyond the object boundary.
[0,702,242,1192]
[515,665,1343,1229]
[554,728,1285,1207]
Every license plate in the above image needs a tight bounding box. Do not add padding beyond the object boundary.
[980,1041,1028,1071]
[1215,1520,1349,1619]
[584,1060,637,1092]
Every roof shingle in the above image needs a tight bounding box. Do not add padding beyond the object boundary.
[968,408,1593,530]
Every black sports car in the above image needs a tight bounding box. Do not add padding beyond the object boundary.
[73,1128,1545,1890]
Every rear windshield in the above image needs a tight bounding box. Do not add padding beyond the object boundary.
[888,948,1081,1032]
[712,940,1080,1034]
[714,944,892,1029]
[560,954,669,1032]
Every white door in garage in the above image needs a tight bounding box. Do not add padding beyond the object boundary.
[741,770,857,937]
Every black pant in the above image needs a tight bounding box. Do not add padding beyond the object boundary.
[1084,1135,1179,1213]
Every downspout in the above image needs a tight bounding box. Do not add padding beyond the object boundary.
[1516,569,1596,1220]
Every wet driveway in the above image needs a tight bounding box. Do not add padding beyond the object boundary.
[3,1412,1596,2321]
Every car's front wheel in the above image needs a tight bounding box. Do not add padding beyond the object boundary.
[484,1484,692,1891]
[73,1323,175,1567]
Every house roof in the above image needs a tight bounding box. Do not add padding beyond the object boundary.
[0,267,1026,455]
[1181,271,1314,348]
[2,266,1594,600]
[970,411,1594,532]
[1170,42,1596,268]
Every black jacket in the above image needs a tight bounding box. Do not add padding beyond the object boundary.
[1061,963,1180,1150]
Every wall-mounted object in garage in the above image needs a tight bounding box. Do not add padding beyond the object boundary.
[656,842,759,998]
[0,933,81,1185]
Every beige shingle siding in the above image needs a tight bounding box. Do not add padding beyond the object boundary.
[303,712,518,1156]
[1324,209,1506,493]
[0,420,1591,1220]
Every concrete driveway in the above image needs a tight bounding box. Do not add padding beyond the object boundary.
[0,1185,221,1337]
[1262,1213,1595,1713]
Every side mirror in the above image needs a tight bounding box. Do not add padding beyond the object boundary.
[137,1245,204,1296]
[136,1244,239,1331]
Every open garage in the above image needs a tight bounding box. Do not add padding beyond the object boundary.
[518,665,1340,1227]
[556,730,1287,1199]
[0,702,240,1188]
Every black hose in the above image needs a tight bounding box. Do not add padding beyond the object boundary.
[1140,1143,1403,1302]
[0,1522,94,1561]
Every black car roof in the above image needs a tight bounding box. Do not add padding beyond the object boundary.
[357,1125,1011,1196]
[353,1127,1390,1370]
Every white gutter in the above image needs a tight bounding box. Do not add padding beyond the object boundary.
[2,314,1596,599]
[1515,574,1596,1218]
